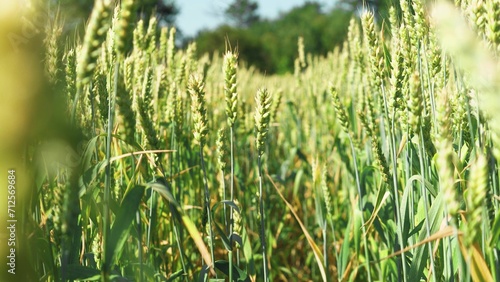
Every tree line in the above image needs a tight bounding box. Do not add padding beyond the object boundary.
[191,0,393,74]
[54,0,393,74]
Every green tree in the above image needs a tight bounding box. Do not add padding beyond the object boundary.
[250,2,352,73]
[225,0,260,28]
[140,0,179,25]
[194,2,352,74]
[195,25,269,70]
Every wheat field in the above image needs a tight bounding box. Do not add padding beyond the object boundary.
[1,0,500,281]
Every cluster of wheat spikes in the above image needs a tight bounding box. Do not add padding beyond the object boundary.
[23,0,500,281]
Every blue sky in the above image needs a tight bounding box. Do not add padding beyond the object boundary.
[177,0,334,37]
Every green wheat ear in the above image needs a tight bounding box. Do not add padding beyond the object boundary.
[270,89,282,123]
[223,51,238,128]
[232,199,242,248]
[485,0,500,51]
[216,127,228,174]
[361,11,385,91]
[388,37,405,127]
[145,17,158,54]
[329,86,350,135]
[76,0,113,89]
[320,164,332,220]
[255,88,272,157]
[184,42,197,85]
[167,27,177,72]
[44,14,62,85]
[133,19,145,51]
[115,69,136,145]
[65,48,76,105]
[465,153,488,247]
[216,126,228,201]
[408,71,423,134]
[114,0,136,56]
[136,67,159,149]
[434,88,459,219]
[72,0,113,122]
[188,74,208,145]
